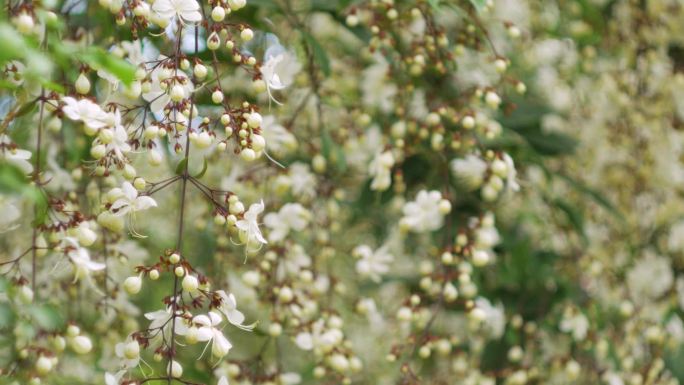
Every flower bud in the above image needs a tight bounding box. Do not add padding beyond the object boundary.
[251,134,266,152]
[36,356,53,375]
[170,85,185,102]
[207,32,221,50]
[240,28,254,41]
[123,340,140,359]
[18,285,34,304]
[71,335,93,354]
[485,91,501,109]
[212,90,224,104]
[228,0,246,10]
[76,73,91,94]
[133,177,146,191]
[175,266,186,277]
[211,6,226,21]
[124,275,142,295]
[14,13,35,35]
[240,148,256,162]
[168,360,183,378]
[77,225,97,247]
[170,253,181,264]
[247,112,262,128]
[67,324,80,337]
[149,269,160,280]
[144,125,159,140]
[90,144,106,160]
[182,274,199,293]
[194,64,208,79]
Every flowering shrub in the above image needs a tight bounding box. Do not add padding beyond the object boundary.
[1,0,684,385]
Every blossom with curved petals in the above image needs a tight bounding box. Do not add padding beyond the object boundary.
[153,0,202,24]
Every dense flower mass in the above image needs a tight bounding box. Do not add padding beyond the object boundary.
[1,0,684,385]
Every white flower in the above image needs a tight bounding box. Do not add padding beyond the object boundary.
[369,150,394,191]
[263,203,310,242]
[474,297,506,339]
[288,162,316,198]
[502,153,519,192]
[105,370,125,385]
[110,182,157,217]
[218,376,229,385]
[192,311,233,358]
[626,253,673,303]
[260,44,301,104]
[216,290,254,331]
[235,200,268,251]
[145,308,171,330]
[144,305,183,338]
[63,237,105,283]
[0,198,21,233]
[400,190,447,233]
[294,319,343,352]
[262,115,297,155]
[62,97,109,130]
[0,135,33,174]
[114,336,140,368]
[153,0,202,24]
[361,54,397,113]
[450,154,487,190]
[104,110,131,161]
[353,245,393,282]
[559,310,589,341]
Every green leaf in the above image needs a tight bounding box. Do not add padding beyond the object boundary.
[0,303,15,329]
[428,0,442,10]
[175,158,188,176]
[28,304,64,331]
[0,24,30,66]
[469,0,487,13]
[302,32,331,77]
[553,197,587,244]
[556,173,625,222]
[0,165,49,225]
[0,277,8,292]
[78,47,137,86]
[193,157,209,179]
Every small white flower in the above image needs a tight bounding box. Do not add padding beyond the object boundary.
[62,97,109,130]
[153,0,202,24]
[261,115,297,155]
[294,319,343,353]
[353,245,393,282]
[400,190,448,233]
[474,297,506,339]
[289,162,317,198]
[263,203,310,242]
[105,370,125,385]
[559,310,589,341]
[192,311,233,358]
[450,154,487,190]
[502,153,519,192]
[104,110,131,161]
[260,44,301,104]
[110,182,157,217]
[63,237,105,283]
[216,290,254,331]
[235,200,268,251]
[0,135,33,174]
[114,336,141,368]
[369,150,394,191]
[0,198,21,233]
